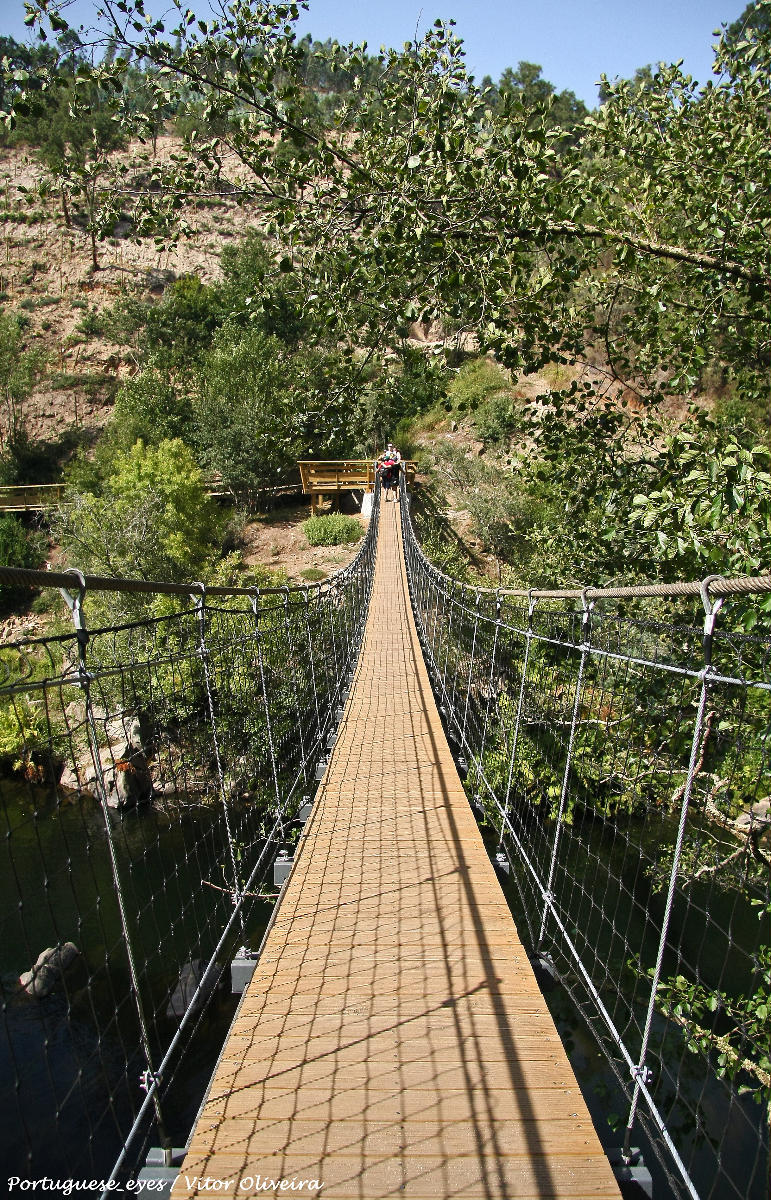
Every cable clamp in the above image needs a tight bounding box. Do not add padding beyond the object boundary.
[631,1064,653,1086]
[139,1068,158,1094]
[699,574,724,617]
[63,666,95,689]
[59,568,88,643]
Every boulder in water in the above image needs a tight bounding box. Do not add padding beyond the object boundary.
[59,710,153,809]
[19,942,80,998]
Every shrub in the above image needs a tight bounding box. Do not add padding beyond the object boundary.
[0,695,45,769]
[447,358,511,413]
[54,439,224,621]
[302,514,362,547]
[475,392,520,444]
[0,514,45,612]
[75,306,105,336]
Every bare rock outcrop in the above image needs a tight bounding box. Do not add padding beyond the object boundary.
[59,711,152,809]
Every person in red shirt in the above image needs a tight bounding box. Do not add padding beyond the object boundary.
[377,443,401,502]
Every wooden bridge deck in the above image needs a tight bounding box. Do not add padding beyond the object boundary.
[171,501,620,1199]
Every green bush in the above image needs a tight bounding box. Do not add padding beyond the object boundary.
[75,306,105,336]
[54,439,224,621]
[0,514,45,612]
[0,694,45,769]
[475,392,520,444]
[447,358,511,412]
[302,514,362,547]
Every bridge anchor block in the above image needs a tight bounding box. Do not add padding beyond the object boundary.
[607,1147,653,1198]
[273,849,294,889]
[231,947,259,995]
[136,1147,186,1198]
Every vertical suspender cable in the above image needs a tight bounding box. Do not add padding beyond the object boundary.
[60,572,172,1163]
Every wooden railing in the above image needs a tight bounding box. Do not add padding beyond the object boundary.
[298,459,416,513]
[0,477,304,513]
[0,484,67,512]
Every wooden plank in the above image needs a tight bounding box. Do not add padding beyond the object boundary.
[171,502,619,1200]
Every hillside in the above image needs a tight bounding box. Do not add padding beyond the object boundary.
[1,140,261,445]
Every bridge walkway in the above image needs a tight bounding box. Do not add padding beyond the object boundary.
[171,501,620,1198]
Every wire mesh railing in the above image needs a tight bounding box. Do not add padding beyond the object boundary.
[400,474,770,1200]
[0,489,379,1188]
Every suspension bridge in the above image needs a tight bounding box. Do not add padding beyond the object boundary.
[0,475,768,1200]
[170,499,619,1198]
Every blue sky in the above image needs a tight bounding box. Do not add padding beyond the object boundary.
[0,0,751,106]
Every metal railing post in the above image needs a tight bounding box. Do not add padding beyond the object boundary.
[460,590,482,751]
[536,591,593,951]
[282,588,309,781]
[498,591,538,851]
[621,579,724,1163]
[60,571,172,1162]
[193,585,245,927]
[476,591,503,778]
[251,592,285,840]
[303,587,322,737]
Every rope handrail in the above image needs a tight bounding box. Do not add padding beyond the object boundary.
[415,556,771,602]
[0,542,370,600]
[1,556,768,608]
[495,574,771,602]
[398,484,769,602]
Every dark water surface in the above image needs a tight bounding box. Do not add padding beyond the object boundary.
[0,781,273,1182]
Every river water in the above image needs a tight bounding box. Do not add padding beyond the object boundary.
[0,780,273,1182]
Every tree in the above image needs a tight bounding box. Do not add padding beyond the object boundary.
[219,229,309,345]
[193,327,299,496]
[630,426,771,588]
[56,439,223,588]
[723,0,771,65]
[0,34,56,120]
[10,29,127,261]
[484,61,588,146]
[0,312,46,475]
[107,367,192,452]
[0,514,45,612]
[11,1,771,410]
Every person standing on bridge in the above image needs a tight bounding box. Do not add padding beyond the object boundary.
[377,443,401,502]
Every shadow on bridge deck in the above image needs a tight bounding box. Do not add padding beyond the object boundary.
[170,501,620,1199]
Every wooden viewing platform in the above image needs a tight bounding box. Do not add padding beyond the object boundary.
[298,460,417,514]
[171,501,620,1199]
